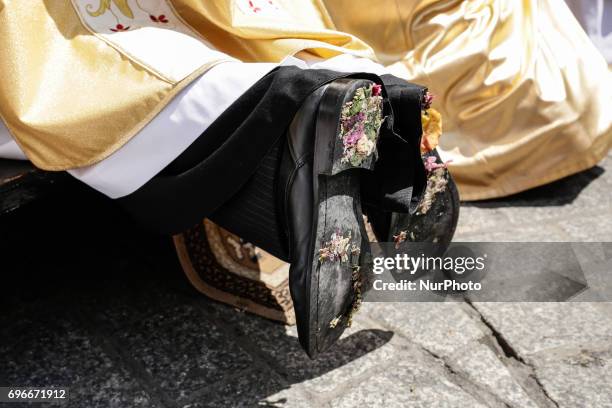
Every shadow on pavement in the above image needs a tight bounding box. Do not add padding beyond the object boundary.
[0,186,393,407]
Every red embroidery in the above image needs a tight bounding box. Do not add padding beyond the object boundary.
[110,24,130,32]
[149,14,169,23]
[248,0,261,13]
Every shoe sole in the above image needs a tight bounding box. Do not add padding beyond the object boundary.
[388,150,460,253]
[306,79,382,358]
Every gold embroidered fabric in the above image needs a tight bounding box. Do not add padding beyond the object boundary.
[171,0,374,62]
[321,0,612,200]
[0,0,373,170]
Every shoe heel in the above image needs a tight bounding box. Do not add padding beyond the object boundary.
[388,150,460,249]
[306,79,384,357]
[314,79,384,176]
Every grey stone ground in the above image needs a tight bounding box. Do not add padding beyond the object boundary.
[1,151,611,408]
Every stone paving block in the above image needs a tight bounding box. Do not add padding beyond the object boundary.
[67,370,158,408]
[483,204,595,236]
[470,303,612,358]
[328,345,488,408]
[454,207,513,237]
[530,346,612,408]
[455,156,611,243]
[2,150,611,408]
[557,210,612,241]
[180,368,312,408]
[447,340,539,408]
[361,302,486,359]
[76,272,191,332]
[454,220,570,242]
[204,300,398,395]
[0,317,113,387]
[0,311,158,408]
[296,319,399,394]
[114,302,254,402]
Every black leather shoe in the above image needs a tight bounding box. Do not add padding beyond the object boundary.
[279,78,384,358]
[367,149,460,250]
[362,76,459,251]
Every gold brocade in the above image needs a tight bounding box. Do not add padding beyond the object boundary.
[322,0,612,200]
[171,0,374,62]
[0,0,373,170]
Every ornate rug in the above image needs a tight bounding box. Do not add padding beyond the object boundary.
[173,219,295,324]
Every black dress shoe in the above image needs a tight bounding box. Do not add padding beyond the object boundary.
[211,78,386,357]
[279,78,384,358]
[362,76,459,251]
[367,149,460,250]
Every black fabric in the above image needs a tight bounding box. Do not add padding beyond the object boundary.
[120,66,350,233]
[209,138,289,260]
[119,66,426,235]
[361,74,427,213]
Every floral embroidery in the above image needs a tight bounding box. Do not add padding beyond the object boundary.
[339,84,384,166]
[110,23,130,32]
[87,0,134,18]
[249,0,262,13]
[238,0,284,16]
[319,230,360,263]
[149,14,169,23]
[85,0,172,32]
[73,0,224,84]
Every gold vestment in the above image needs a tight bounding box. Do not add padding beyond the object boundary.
[0,0,373,170]
[321,0,612,199]
[1,1,609,201]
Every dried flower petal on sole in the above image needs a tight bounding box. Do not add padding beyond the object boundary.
[339,84,384,166]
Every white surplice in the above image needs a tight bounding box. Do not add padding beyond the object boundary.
[0,54,388,198]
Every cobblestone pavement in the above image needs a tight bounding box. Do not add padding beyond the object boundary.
[1,151,611,408]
